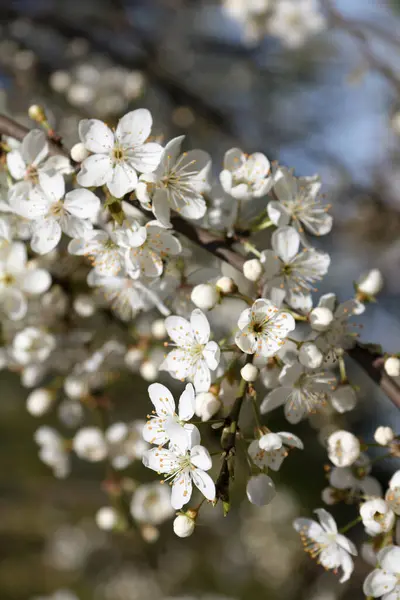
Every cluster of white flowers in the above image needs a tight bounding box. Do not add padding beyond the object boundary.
[222,0,326,47]
[1,105,398,596]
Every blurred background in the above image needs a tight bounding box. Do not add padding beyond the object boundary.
[1,1,400,599]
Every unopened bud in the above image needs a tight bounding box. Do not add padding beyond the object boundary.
[246,474,276,506]
[243,259,263,282]
[151,319,167,340]
[191,283,219,311]
[240,363,259,382]
[28,104,47,123]
[26,388,54,416]
[70,142,89,163]
[96,506,117,531]
[309,307,333,331]
[374,426,394,446]
[385,357,400,377]
[216,276,237,294]
[140,360,158,382]
[173,513,195,538]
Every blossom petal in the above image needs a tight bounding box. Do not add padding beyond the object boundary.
[152,189,172,228]
[171,469,192,509]
[190,309,210,344]
[148,382,175,416]
[7,150,26,179]
[191,468,216,501]
[21,129,48,166]
[363,569,397,597]
[77,154,113,187]
[260,387,289,414]
[278,431,304,449]
[30,218,62,254]
[165,316,194,348]
[178,383,195,421]
[314,508,337,534]
[160,349,193,380]
[142,447,178,473]
[193,360,211,393]
[190,445,212,470]
[203,341,220,371]
[107,162,138,198]
[1,289,27,320]
[64,189,101,219]
[79,119,114,153]
[267,201,291,227]
[379,545,400,573]
[128,143,163,174]
[235,325,257,354]
[115,109,153,146]
[271,226,300,262]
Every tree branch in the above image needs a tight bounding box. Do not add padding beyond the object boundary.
[1,113,399,410]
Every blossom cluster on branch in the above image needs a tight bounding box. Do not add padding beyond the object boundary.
[0,105,399,598]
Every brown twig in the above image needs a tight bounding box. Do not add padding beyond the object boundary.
[1,113,399,410]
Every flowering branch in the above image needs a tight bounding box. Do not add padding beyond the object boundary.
[0,112,399,412]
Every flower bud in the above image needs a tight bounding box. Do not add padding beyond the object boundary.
[374,426,394,446]
[151,319,167,340]
[73,294,96,317]
[73,427,108,462]
[195,392,221,421]
[191,283,219,311]
[141,524,159,543]
[140,360,158,382]
[246,474,276,506]
[96,506,117,530]
[70,142,90,163]
[173,514,195,538]
[216,276,237,294]
[357,269,383,296]
[321,487,337,505]
[64,375,88,399]
[385,357,400,377]
[125,347,144,370]
[26,388,54,416]
[243,259,263,282]
[309,307,333,331]
[28,104,46,122]
[298,342,323,369]
[240,363,259,382]
[327,430,360,467]
[331,385,357,414]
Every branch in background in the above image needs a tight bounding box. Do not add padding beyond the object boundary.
[1,113,399,410]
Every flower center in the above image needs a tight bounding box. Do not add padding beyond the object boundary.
[0,272,15,286]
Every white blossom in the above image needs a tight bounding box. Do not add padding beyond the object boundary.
[293,509,357,583]
[142,434,216,509]
[26,387,54,416]
[220,148,272,200]
[328,455,382,499]
[261,226,330,311]
[327,430,360,468]
[363,546,400,599]
[195,391,221,422]
[106,421,149,469]
[260,361,336,423]
[130,482,174,525]
[267,0,326,49]
[357,269,383,297]
[0,241,51,319]
[96,507,118,531]
[331,385,357,414]
[136,135,210,227]
[12,327,56,365]
[77,109,163,198]
[298,342,323,369]
[34,426,70,478]
[360,498,395,536]
[385,470,400,515]
[268,167,332,238]
[161,309,220,393]
[248,431,303,471]
[235,298,295,357]
[142,382,198,451]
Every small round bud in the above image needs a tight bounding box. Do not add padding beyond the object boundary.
[357,269,383,296]
[26,388,54,416]
[298,342,323,369]
[70,142,89,163]
[309,307,333,331]
[28,104,46,122]
[331,385,357,414]
[139,360,157,382]
[246,474,276,506]
[385,357,400,377]
[125,347,144,370]
[243,259,263,282]
[374,426,394,446]
[64,375,88,399]
[195,392,221,422]
[96,506,117,530]
[73,427,108,462]
[327,430,360,467]
[73,294,96,317]
[240,363,259,382]
[141,524,160,543]
[191,283,219,311]
[173,514,195,538]
[216,276,237,294]
[151,319,167,340]
[321,487,337,505]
